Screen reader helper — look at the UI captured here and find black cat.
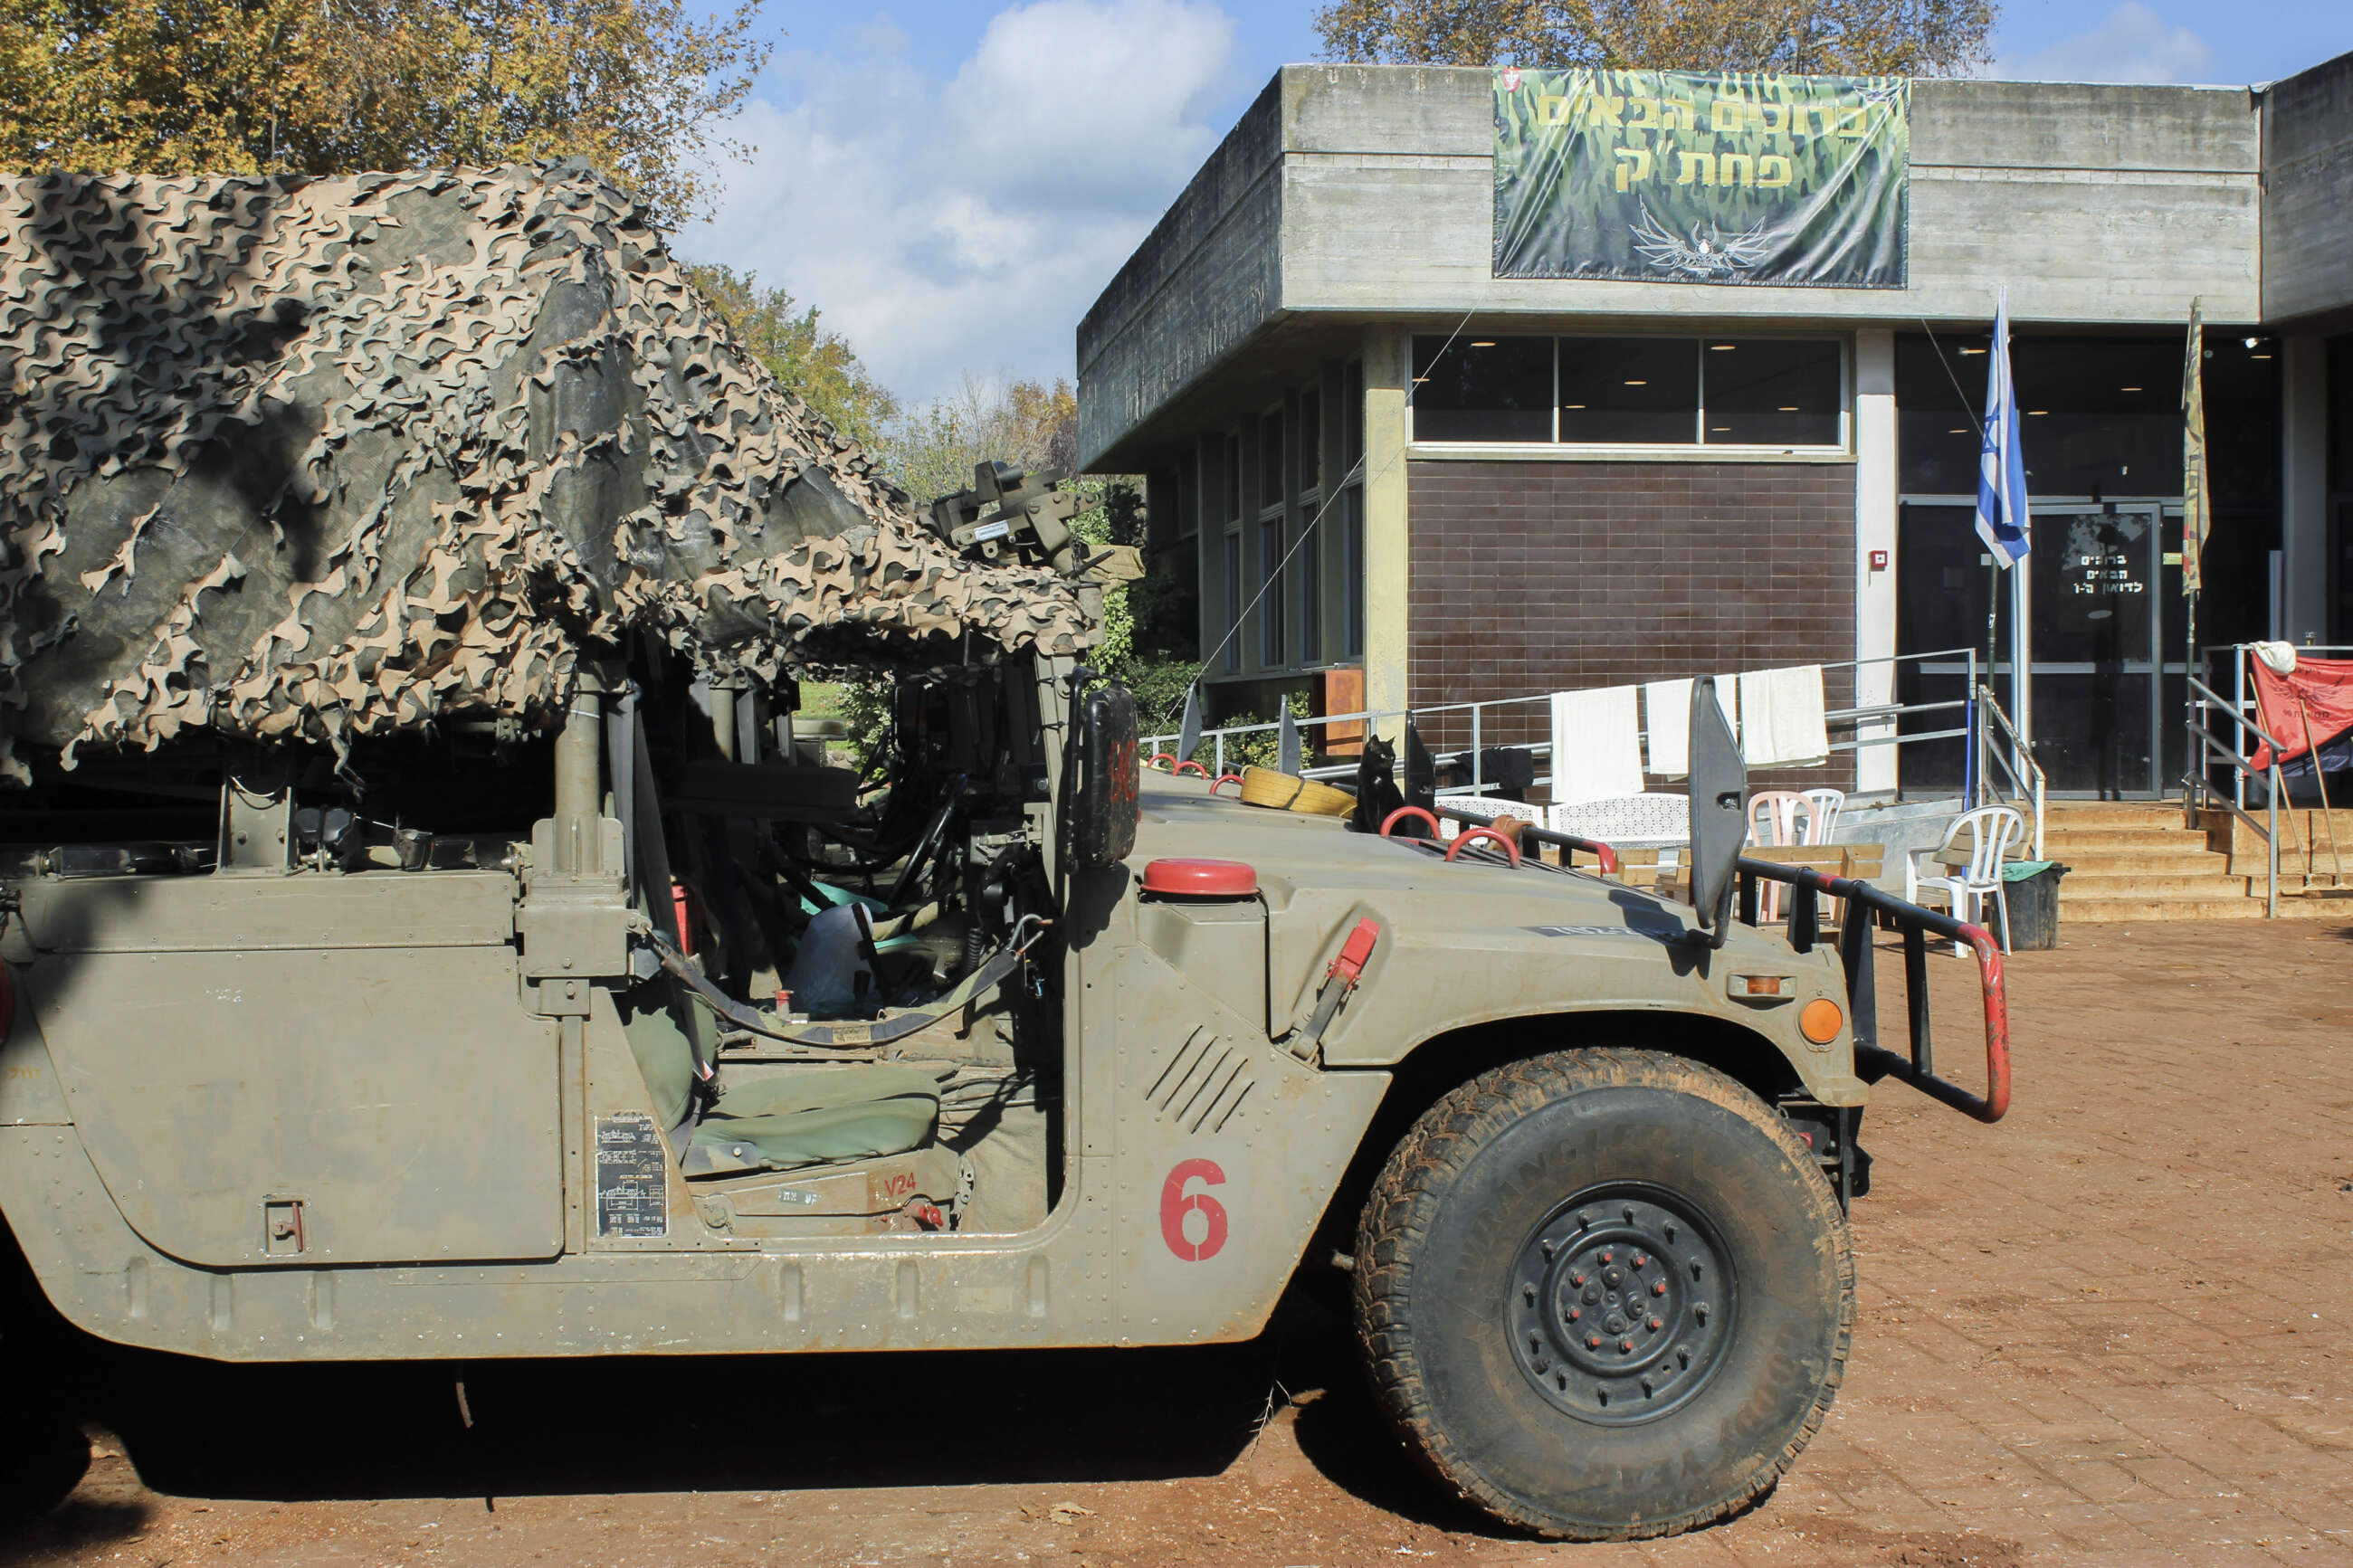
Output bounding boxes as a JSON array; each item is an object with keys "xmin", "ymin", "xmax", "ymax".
[{"xmin": 1351, "ymin": 734, "xmax": 1420, "ymax": 835}]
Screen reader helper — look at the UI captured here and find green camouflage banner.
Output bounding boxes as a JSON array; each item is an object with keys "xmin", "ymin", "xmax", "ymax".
[{"xmin": 1493, "ymin": 67, "xmax": 1910, "ymax": 288}]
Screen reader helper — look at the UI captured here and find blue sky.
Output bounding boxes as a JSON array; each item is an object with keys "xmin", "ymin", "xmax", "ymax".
[{"xmin": 674, "ymin": 1, "xmax": 2351, "ymax": 407}]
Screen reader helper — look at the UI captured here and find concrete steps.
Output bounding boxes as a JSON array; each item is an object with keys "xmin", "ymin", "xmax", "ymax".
[
  {"xmin": 2043, "ymin": 825, "xmax": 2205, "ymax": 849},
  {"xmin": 2054, "ymin": 870, "xmax": 2253, "ymax": 898},
  {"xmin": 2052, "ymin": 846, "xmax": 2230, "ymax": 873},
  {"xmin": 2042, "ymin": 802, "xmax": 2262, "ymax": 923},
  {"xmin": 2061, "ymin": 890, "xmax": 2353, "ymax": 922},
  {"xmin": 2059, "ymin": 895, "xmax": 2272, "ymax": 922}
]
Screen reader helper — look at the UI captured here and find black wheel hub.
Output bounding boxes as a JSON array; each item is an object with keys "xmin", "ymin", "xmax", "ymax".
[{"xmin": 1508, "ymin": 1185, "xmax": 1733, "ymax": 1425}]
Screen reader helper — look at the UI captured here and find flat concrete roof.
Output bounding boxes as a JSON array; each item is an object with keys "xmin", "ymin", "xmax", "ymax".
[{"xmin": 1080, "ymin": 54, "xmax": 2353, "ymax": 470}]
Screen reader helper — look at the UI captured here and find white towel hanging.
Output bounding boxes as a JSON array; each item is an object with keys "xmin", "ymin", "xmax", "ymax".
[
  {"xmin": 1643, "ymin": 679, "xmax": 1692, "ymax": 776},
  {"xmin": 1549, "ymin": 686, "xmax": 1645, "ymax": 804},
  {"xmin": 1739, "ymin": 666, "xmax": 1827, "ymax": 767}
]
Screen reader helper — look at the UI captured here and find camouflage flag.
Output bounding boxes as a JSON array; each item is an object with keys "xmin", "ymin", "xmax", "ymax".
[{"xmin": 2182, "ymin": 299, "xmax": 2210, "ymax": 596}]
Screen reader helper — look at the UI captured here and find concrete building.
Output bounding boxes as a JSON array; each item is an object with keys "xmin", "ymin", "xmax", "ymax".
[{"xmin": 1077, "ymin": 53, "xmax": 2353, "ymax": 799}]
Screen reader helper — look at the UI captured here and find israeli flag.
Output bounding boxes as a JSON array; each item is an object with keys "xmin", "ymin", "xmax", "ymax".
[{"xmin": 1975, "ymin": 291, "xmax": 2031, "ymax": 567}]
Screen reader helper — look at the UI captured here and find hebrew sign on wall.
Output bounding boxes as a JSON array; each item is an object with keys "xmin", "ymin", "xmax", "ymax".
[{"xmin": 1493, "ymin": 68, "xmax": 1910, "ymax": 289}]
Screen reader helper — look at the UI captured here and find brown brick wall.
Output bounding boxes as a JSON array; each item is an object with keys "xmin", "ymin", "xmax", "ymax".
[{"xmin": 1406, "ymin": 460, "xmax": 1856, "ymax": 792}]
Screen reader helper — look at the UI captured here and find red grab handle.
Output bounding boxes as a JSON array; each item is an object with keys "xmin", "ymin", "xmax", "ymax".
[
  {"xmin": 1209, "ymin": 774, "xmax": 1245, "ymax": 796},
  {"xmin": 1379, "ymin": 806, "xmax": 1441, "ymax": 839},
  {"xmin": 1444, "ymin": 826, "xmax": 1523, "ymax": 868},
  {"xmin": 1176, "ymin": 760, "xmax": 1210, "ymax": 778}
]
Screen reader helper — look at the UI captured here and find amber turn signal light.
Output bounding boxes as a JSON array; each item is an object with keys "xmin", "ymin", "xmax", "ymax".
[{"xmin": 1798, "ymin": 998, "xmax": 1844, "ymax": 1044}]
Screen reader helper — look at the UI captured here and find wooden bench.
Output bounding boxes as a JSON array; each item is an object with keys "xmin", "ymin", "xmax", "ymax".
[{"xmin": 1608, "ymin": 844, "xmax": 1887, "ymax": 926}]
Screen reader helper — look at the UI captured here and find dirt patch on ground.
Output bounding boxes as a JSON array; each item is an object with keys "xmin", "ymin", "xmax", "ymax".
[{"xmin": 7, "ymin": 920, "xmax": 2352, "ymax": 1566}]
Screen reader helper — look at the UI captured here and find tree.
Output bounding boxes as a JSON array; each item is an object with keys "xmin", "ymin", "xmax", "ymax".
[
  {"xmin": 1314, "ymin": 0, "xmax": 1994, "ymax": 77},
  {"xmin": 687, "ymin": 264, "xmax": 899, "ymax": 451},
  {"xmin": 879, "ymin": 374, "xmax": 1082, "ymax": 507},
  {"xmin": 0, "ymin": 0, "xmax": 769, "ymax": 223},
  {"xmin": 832, "ymin": 375, "xmax": 1175, "ymax": 767}
]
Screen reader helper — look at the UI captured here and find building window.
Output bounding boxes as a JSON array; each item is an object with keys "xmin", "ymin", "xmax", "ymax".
[
  {"xmin": 1221, "ymin": 529, "xmax": 1242, "ymax": 672},
  {"xmin": 1258, "ymin": 409, "xmax": 1284, "ymax": 510},
  {"xmin": 1410, "ymin": 334, "xmax": 1848, "ymax": 450},
  {"xmin": 1896, "ymin": 333, "xmax": 2196, "ymax": 497},
  {"xmin": 1298, "ymin": 388, "xmax": 1323, "ymax": 666},
  {"xmin": 1223, "ymin": 432, "xmax": 1242, "ymax": 524},
  {"xmin": 1299, "ymin": 389, "xmax": 1322, "ymax": 495},
  {"xmin": 1702, "ymin": 338, "xmax": 1843, "ymax": 446},
  {"xmin": 1255, "ymin": 406, "xmax": 1287, "ymax": 668},
  {"xmin": 1344, "ymin": 360, "xmax": 1364, "ymax": 474},
  {"xmin": 1559, "ymin": 337, "xmax": 1700, "ymax": 444},
  {"xmin": 1299, "ymin": 515, "xmax": 1321, "ymax": 666},
  {"xmin": 1412, "ymin": 335, "xmax": 1552, "ymax": 442},
  {"xmin": 1257, "ymin": 515, "xmax": 1285, "ymax": 665}
]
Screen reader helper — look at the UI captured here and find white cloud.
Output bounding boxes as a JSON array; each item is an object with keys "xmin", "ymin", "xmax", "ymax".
[
  {"xmin": 676, "ymin": 0, "xmax": 1238, "ymax": 408},
  {"xmin": 1994, "ymin": 2, "xmax": 2216, "ymax": 84}
]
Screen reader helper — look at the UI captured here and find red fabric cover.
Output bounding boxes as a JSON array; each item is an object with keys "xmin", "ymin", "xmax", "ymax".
[{"xmin": 2249, "ymin": 657, "xmax": 2353, "ymax": 768}]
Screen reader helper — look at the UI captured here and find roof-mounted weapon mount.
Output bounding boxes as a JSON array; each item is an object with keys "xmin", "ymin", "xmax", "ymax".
[{"xmin": 929, "ymin": 461, "xmax": 1091, "ymax": 576}]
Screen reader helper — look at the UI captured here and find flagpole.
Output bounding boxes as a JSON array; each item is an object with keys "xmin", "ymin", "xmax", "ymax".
[
  {"xmin": 2181, "ymin": 298, "xmax": 2208, "ymax": 811},
  {"xmin": 1973, "ymin": 288, "xmax": 2034, "ymax": 772},
  {"xmin": 2014, "ymin": 550, "xmax": 2033, "ymax": 746}
]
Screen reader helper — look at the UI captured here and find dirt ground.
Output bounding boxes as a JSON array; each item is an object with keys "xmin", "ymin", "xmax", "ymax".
[{"xmin": 8, "ymin": 919, "xmax": 2352, "ymax": 1568}]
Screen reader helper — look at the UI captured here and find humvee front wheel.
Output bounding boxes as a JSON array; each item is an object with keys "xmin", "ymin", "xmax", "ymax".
[{"xmin": 1354, "ymin": 1048, "xmax": 1853, "ymax": 1541}]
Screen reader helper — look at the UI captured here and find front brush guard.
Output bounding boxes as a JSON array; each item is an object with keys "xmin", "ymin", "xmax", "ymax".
[{"xmin": 1736, "ymin": 857, "xmax": 2011, "ymax": 1126}]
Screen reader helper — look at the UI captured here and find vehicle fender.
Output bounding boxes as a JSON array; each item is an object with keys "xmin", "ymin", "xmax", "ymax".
[
  {"xmin": 0, "ymin": 960, "xmax": 72, "ymax": 1126},
  {"xmin": 1297, "ymin": 908, "xmax": 1865, "ymax": 1107}
]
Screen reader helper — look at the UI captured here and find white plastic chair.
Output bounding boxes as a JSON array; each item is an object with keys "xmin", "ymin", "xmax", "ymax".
[
  {"xmin": 1904, "ymin": 806, "xmax": 2023, "ymax": 954},
  {"xmin": 1797, "ymin": 788, "xmax": 1845, "ymax": 846},
  {"xmin": 1747, "ymin": 791, "xmax": 1805, "ymax": 919},
  {"xmin": 1747, "ymin": 790, "xmax": 1804, "ymax": 848}
]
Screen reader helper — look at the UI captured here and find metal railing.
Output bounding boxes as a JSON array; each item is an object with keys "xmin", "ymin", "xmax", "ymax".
[
  {"xmin": 2179, "ymin": 641, "xmax": 2353, "ymax": 917},
  {"xmin": 1146, "ymin": 646, "xmax": 1990, "ymax": 810},
  {"xmin": 1974, "ymin": 683, "xmax": 2047, "ymax": 860}
]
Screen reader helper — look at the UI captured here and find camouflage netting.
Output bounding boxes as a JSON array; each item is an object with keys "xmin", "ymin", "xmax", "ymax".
[{"xmin": 0, "ymin": 163, "xmax": 1094, "ymax": 784}]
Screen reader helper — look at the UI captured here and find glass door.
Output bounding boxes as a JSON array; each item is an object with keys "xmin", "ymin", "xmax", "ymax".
[
  {"xmin": 2027, "ymin": 505, "xmax": 2164, "ymax": 797},
  {"xmin": 1897, "ymin": 500, "xmax": 2179, "ymax": 798}
]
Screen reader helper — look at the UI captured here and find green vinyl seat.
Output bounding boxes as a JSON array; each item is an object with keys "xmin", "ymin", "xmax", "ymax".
[
  {"xmin": 688, "ymin": 1064, "xmax": 941, "ymax": 1174},
  {"xmin": 619, "ymin": 984, "xmax": 939, "ymax": 1177}
]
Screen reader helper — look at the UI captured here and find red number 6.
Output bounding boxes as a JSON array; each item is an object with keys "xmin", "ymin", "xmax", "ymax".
[{"xmin": 1159, "ymin": 1158, "xmax": 1228, "ymax": 1262}]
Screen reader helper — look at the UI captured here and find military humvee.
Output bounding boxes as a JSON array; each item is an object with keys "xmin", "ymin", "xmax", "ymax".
[
  {"xmin": 0, "ymin": 162, "xmax": 2006, "ymax": 1540},
  {"xmin": 0, "ymin": 633, "xmax": 2009, "ymax": 1539}
]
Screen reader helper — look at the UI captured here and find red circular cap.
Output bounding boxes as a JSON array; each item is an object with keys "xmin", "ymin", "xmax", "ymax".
[{"xmin": 1140, "ymin": 858, "xmax": 1260, "ymax": 898}]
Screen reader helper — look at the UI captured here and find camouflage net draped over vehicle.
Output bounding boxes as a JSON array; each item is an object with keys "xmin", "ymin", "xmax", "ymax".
[{"xmin": 0, "ymin": 164, "xmax": 1093, "ymax": 783}]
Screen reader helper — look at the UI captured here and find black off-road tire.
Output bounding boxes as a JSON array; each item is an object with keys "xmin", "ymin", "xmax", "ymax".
[
  {"xmin": 0, "ymin": 1410, "xmax": 88, "ymax": 1522},
  {"xmin": 1353, "ymin": 1048, "xmax": 1853, "ymax": 1541}
]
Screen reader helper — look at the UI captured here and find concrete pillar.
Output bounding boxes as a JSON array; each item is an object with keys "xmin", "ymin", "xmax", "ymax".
[
  {"xmin": 2282, "ymin": 335, "xmax": 2330, "ymax": 642},
  {"xmin": 1853, "ymin": 329, "xmax": 1899, "ymax": 794},
  {"xmin": 1361, "ymin": 326, "xmax": 1412, "ymax": 736}
]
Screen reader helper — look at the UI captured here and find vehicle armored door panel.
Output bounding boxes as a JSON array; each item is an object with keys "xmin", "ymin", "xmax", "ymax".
[{"xmin": 26, "ymin": 921, "xmax": 561, "ymax": 1269}]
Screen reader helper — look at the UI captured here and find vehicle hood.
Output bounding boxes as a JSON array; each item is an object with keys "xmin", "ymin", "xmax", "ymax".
[{"xmin": 1127, "ymin": 774, "xmax": 1860, "ymax": 1101}]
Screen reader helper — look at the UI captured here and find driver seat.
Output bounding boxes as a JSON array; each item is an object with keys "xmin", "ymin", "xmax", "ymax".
[{"xmin": 618, "ymin": 986, "xmax": 940, "ymax": 1177}]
